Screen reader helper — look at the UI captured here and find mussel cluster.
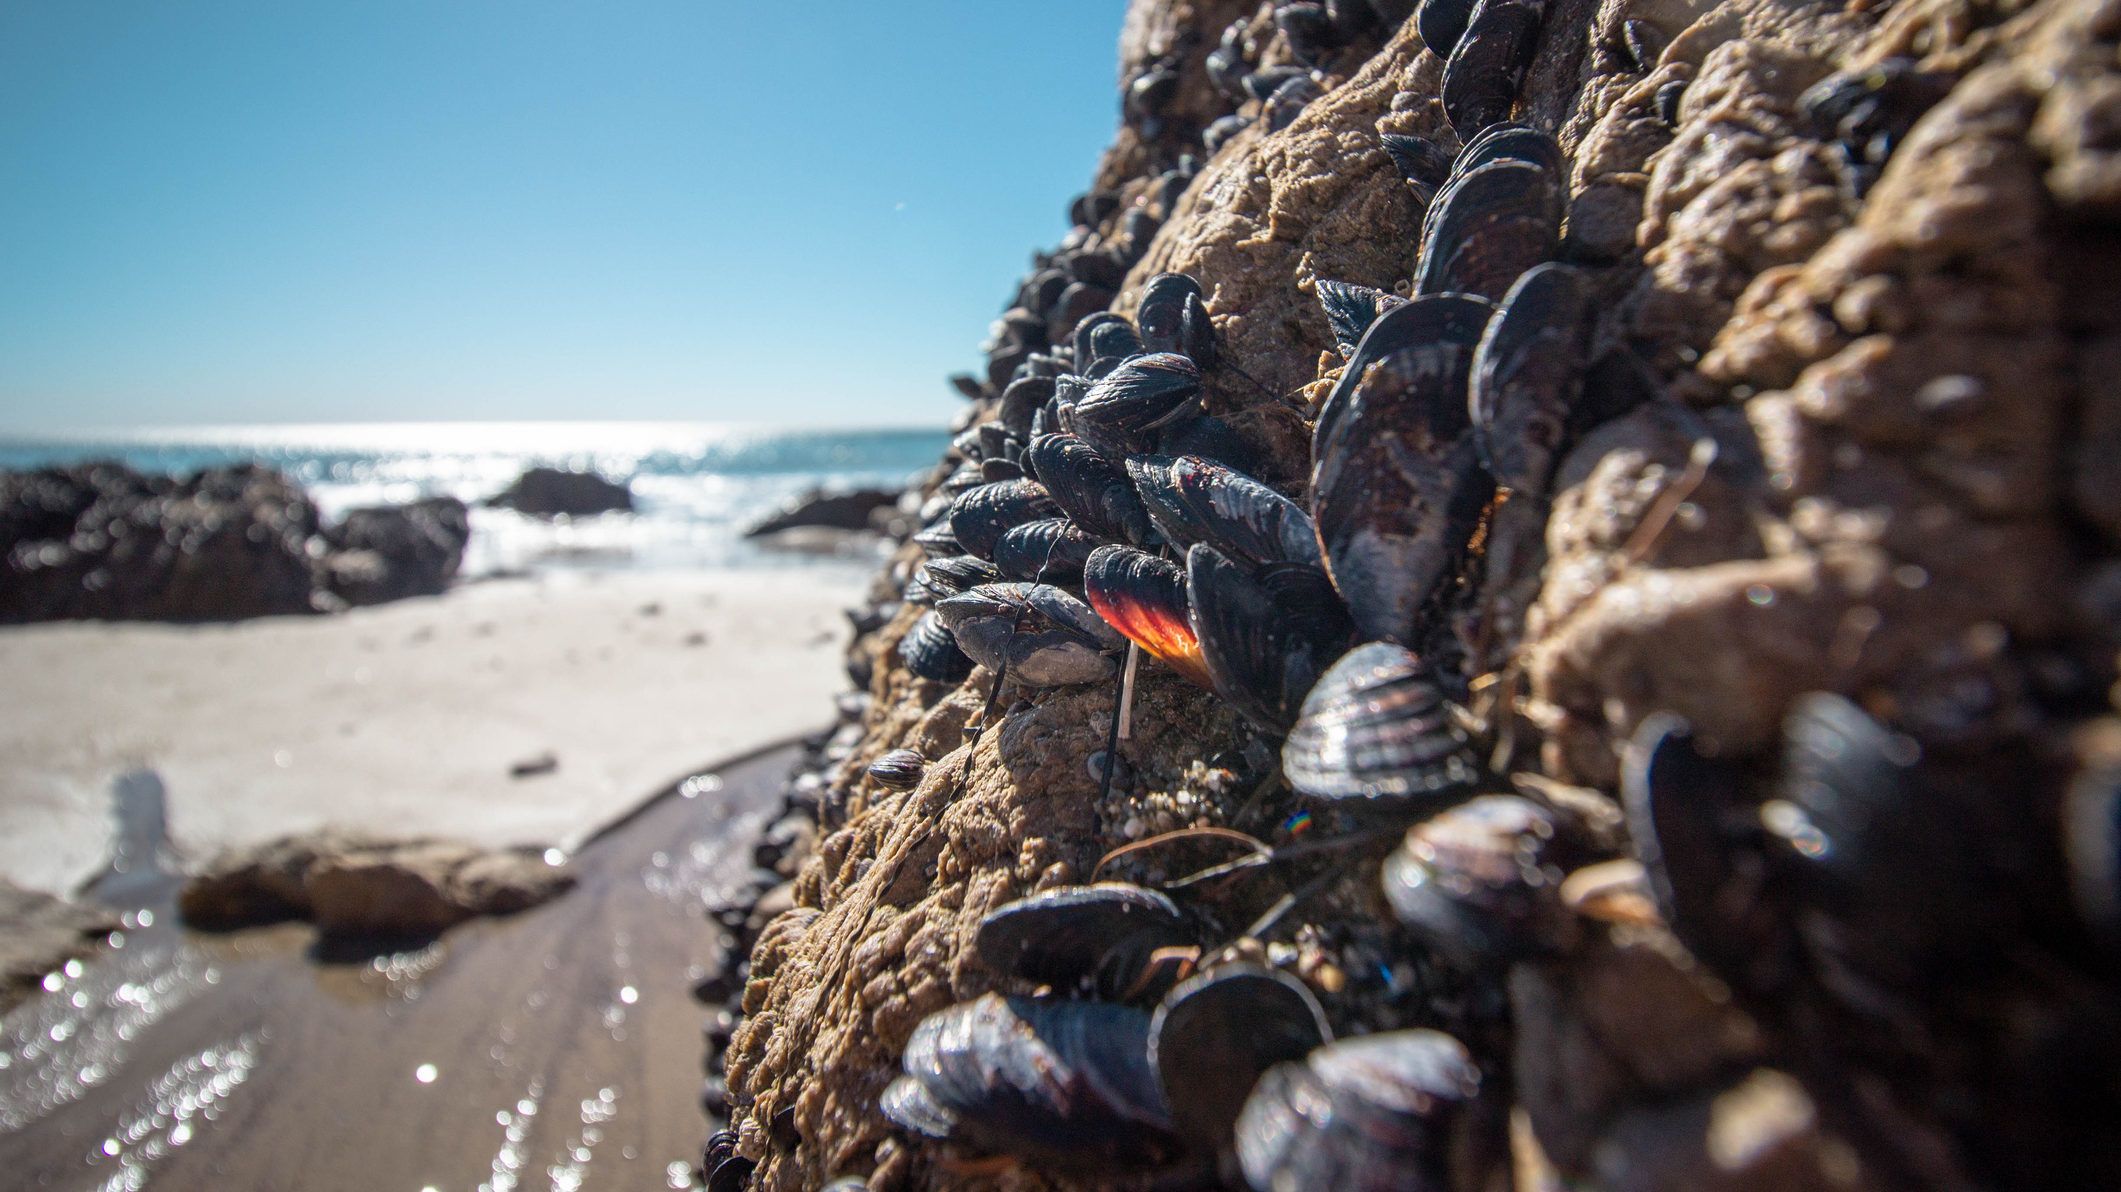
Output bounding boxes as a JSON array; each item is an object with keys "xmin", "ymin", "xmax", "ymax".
[{"xmin": 729, "ymin": 1, "xmax": 2121, "ymax": 1188}]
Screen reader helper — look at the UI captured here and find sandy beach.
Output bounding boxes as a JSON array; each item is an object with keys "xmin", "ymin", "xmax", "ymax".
[{"xmin": 0, "ymin": 566, "xmax": 870, "ymax": 897}]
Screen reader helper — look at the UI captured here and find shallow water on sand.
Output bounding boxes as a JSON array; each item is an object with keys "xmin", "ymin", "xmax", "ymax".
[{"xmin": 0, "ymin": 745, "xmax": 794, "ymax": 1192}]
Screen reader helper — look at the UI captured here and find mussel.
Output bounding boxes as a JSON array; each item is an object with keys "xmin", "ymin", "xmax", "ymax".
[
  {"xmin": 1235, "ymin": 1030, "xmax": 1485, "ymax": 1192},
  {"xmin": 1149, "ymin": 965, "xmax": 1331, "ymax": 1154},
  {"xmin": 975, "ymin": 882, "xmax": 1198, "ymax": 1000},
  {"xmin": 935, "ymin": 582, "xmax": 1126, "ymax": 687},
  {"xmin": 1085, "ymin": 545, "xmax": 1212, "ymax": 688},
  {"xmin": 1283, "ymin": 642, "xmax": 1482, "ymax": 812},
  {"xmin": 1383, "ymin": 794, "xmax": 1584, "ymax": 963}
]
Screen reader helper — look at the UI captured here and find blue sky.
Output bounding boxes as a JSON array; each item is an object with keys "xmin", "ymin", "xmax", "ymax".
[{"xmin": 0, "ymin": 0, "xmax": 1130, "ymax": 431}]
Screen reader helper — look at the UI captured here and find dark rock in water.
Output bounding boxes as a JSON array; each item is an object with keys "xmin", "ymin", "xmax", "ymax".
[
  {"xmin": 323, "ymin": 496, "xmax": 471, "ymax": 606},
  {"xmin": 746, "ymin": 487, "xmax": 900, "ymax": 537},
  {"xmin": 0, "ymin": 878, "xmax": 121, "ymax": 1014},
  {"xmin": 0, "ymin": 461, "xmax": 472, "ymax": 621},
  {"xmin": 179, "ymin": 832, "xmax": 575, "ymax": 939},
  {"xmin": 485, "ymin": 465, "xmax": 634, "ymax": 517},
  {"xmin": 0, "ymin": 461, "xmax": 325, "ymax": 622}
]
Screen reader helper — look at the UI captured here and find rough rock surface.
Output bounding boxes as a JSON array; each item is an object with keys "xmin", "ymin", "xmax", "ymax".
[
  {"xmin": 485, "ymin": 465, "xmax": 634, "ymax": 516},
  {"xmin": 0, "ymin": 462, "xmax": 471, "ymax": 621},
  {"xmin": 723, "ymin": 0, "xmax": 2121, "ymax": 1188},
  {"xmin": 179, "ymin": 831, "xmax": 575, "ymax": 939},
  {"xmin": 0, "ymin": 879, "xmax": 120, "ymax": 1014}
]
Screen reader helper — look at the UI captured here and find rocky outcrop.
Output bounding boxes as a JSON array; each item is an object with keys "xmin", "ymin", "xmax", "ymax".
[
  {"xmin": 720, "ymin": 0, "xmax": 2121, "ymax": 1189},
  {"xmin": 321, "ymin": 496, "xmax": 471, "ymax": 606},
  {"xmin": 179, "ymin": 832, "xmax": 575, "ymax": 939},
  {"xmin": 0, "ymin": 879, "xmax": 121, "ymax": 1014},
  {"xmin": 0, "ymin": 462, "xmax": 471, "ymax": 622},
  {"xmin": 485, "ymin": 466, "xmax": 633, "ymax": 516}
]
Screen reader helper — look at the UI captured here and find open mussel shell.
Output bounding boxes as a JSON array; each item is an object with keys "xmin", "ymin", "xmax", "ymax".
[
  {"xmin": 885, "ymin": 994, "xmax": 1177, "ymax": 1173},
  {"xmin": 1314, "ymin": 280, "xmax": 1406, "ymax": 360},
  {"xmin": 1383, "ymin": 794, "xmax": 1581, "ymax": 964},
  {"xmin": 1235, "ymin": 1030, "xmax": 1483, "ymax": 1192},
  {"xmin": 1312, "ymin": 343, "xmax": 1492, "ymax": 645},
  {"xmin": 1024, "ymin": 432, "xmax": 1154, "ymax": 545},
  {"xmin": 1413, "ymin": 158, "xmax": 1562, "ymax": 300},
  {"xmin": 1071, "ymin": 353, "xmax": 1204, "ymax": 451},
  {"xmin": 1469, "ymin": 261, "xmax": 1595, "ymax": 494},
  {"xmin": 1149, "ymin": 965, "xmax": 1331, "ymax": 1154},
  {"xmin": 900, "ymin": 609, "xmax": 974, "ymax": 683},
  {"xmin": 1085, "ymin": 545, "xmax": 1211, "ymax": 688},
  {"xmin": 867, "ymin": 748, "xmax": 927, "ymax": 791},
  {"xmin": 949, "ymin": 478, "xmax": 1062, "ymax": 560},
  {"xmin": 1440, "ymin": 0, "xmax": 1547, "ymax": 140},
  {"xmin": 992, "ymin": 517, "xmax": 1102, "ymax": 584},
  {"xmin": 1283, "ymin": 642, "xmax": 1481, "ymax": 812},
  {"xmin": 975, "ymin": 882, "xmax": 1197, "ymax": 998},
  {"xmin": 1455, "ymin": 120, "xmax": 1563, "ymax": 176},
  {"xmin": 1189, "ymin": 544, "xmax": 1354, "ymax": 735},
  {"xmin": 1312, "ymin": 293, "xmax": 1495, "ymax": 463}
]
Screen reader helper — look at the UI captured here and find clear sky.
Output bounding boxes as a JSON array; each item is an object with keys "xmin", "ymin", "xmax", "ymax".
[{"xmin": 0, "ymin": 0, "xmax": 1131, "ymax": 432}]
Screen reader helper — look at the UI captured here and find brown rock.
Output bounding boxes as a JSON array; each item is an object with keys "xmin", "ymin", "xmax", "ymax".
[{"xmin": 0, "ymin": 879, "xmax": 121, "ymax": 1014}]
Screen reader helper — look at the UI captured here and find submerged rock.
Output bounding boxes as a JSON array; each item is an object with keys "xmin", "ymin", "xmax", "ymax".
[{"xmin": 180, "ymin": 831, "xmax": 575, "ymax": 939}]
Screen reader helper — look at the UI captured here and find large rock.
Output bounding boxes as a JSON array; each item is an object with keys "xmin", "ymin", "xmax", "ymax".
[
  {"xmin": 322, "ymin": 496, "xmax": 471, "ymax": 606},
  {"xmin": 0, "ymin": 879, "xmax": 120, "ymax": 1014},
  {"xmin": 0, "ymin": 462, "xmax": 324, "ymax": 622},
  {"xmin": 485, "ymin": 466, "xmax": 633, "ymax": 516},
  {"xmin": 0, "ymin": 462, "xmax": 473, "ymax": 621},
  {"xmin": 180, "ymin": 830, "xmax": 575, "ymax": 939},
  {"xmin": 722, "ymin": 0, "xmax": 2121, "ymax": 1189}
]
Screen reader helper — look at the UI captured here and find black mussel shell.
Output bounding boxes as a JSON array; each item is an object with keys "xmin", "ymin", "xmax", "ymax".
[
  {"xmin": 1143, "ymin": 455, "xmax": 1322, "ymax": 571},
  {"xmin": 1138, "ymin": 273, "xmax": 1219, "ymax": 367},
  {"xmin": 900, "ymin": 609, "xmax": 974, "ymax": 683},
  {"xmin": 885, "ymin": 994, "xmax": 1176, "ymax": 1172},
  {"xmin": 1417, "ymin": 0, "xmax": 1477, "ymax": 57},
  {"xmin": 1266, "ymin": 74, "xmax": 1325, "ymax": 132},
  {"xmin": 1414, "ymin": 158, "xmax": 1562, "ymax": 300},
  {"xmin": 1149, "ymin": 965, "xmax": 1331, "ymax": 1154},
  {"xmin": 1283, "ymin": 642, "xmax": 1481, "ymax": 811},
  {"xmin": 907, "ymin": 555, "xmax": 1001, "ymax": 603},
  {"xmin": 2067, "ymin": 760, "xmax": 2121, "ymax": 958},
  {"xmin": 1621, "ymin": 712, "xmax": 1756, "ymax": 977},
  {"xmin": 1235, "ymin": 1030, "xmax": 1483, "ymax": 1192},
  {"xmin": 1243, "ymin": 65, "xmax": 1310, "ymax": 104},
  {"xmin": 949, "ymin": 373, "xmax": 986, "ymax": 401},
  {"xmin": 1312, "ymin": 344, "xmax": 1492, "ymax": 645},
  {"xmin": 1206, "ymin": 113, "xmax": 1252, "ymax": 154},
  {"xmin": 1070, "ymin": 189, "xmax": 1122, "ymax": 229},
  {"xmin": 936, "ymin": 582, "xmax": 1124, "ymax": 687},
  {"xmin": 1314, "ymin": 279, "xmax": 1407, "ymax": 360},
  {"xmin": 979, "ymin": 457, "xmax": 1023, "ymax": 483},
  {"xmin": 868, "ymin": 748, "xmax": 927, "ymax": 791},
  {"xmin": 975, "ymin": 882, "xmax": 1197, "ymax": 998},
  {"xmin": 1189, "ymin": 544, "xmax": 1354, "ymax": 735},
  {"xmin": 1312, "ymin": 292, "xmax": 1495, "ymax": 462},
  {"xmin": 1455, "ymin": 120, "xmax": 1563, "ymax": 176},
  {"xmin": 704, "ymin": 1128, "xmax": 753, "ymax": 1192},
  {"xmin": 1383, "ymin": 794, "xmax": 1583, "ymax": 963},
  {"xmin": 1371, "ymin": 0, "xmax": 1419, "ymax": 21},
  {"xmin": 949, "ymin": 478, "xmax": 1061, "ymax": 560},
  {"xmin": 939, "ymin": 460, "xmax": 986, "ymax": 495},
  {"xmin": 1072, "ymin": 353, "xmax": 1204, "ymax": 451},
  {"xmin": 1049, "ymin": 282, "xmax": 1114, "ymax": 345},
  {"xmin": 1621, "ymin": 17, "xmax": 1667, "ymax": 73},
  {"xmin": 976, "ymin": 421, "xmax": 1017, "ymax": 464},
  {"xmin": 1158, "ymin": 414, "xmax": 1262, "ymax": 475},
  {"xmin": 1470, "ymin": 261, "xmax": 1595, "ymax": 495},
  {"xmin": 1326, "ymin": 0, "xmax": 1381, "ymax": 38},
  {"xmin": 1085, "ymin": 544, "xmax": 1210, "ymax": 688},
  {"xmin": 999, "ymin": 375, "xmax": 1056, "ymax": 439},
  {"xmin": 1380, "ymin": 132, "xmax": 1454, "ymax": 203},
  {"xmin": 1024, "ymin": 432, "xmax": 1154, "ymax": 545},
  {"xmin": 1440, "ymin": 0, "xmax": 1547, "ymax": 140},
  {"xmin": 1656, "ymin": 79, "xmax": 1687, "ymax": 125},
  {"xmin": 993, "ymin": 517, "xmax": 1102, "ymax": 584},
  {"xmin": 1127, "ymin": 67, "xmax": 1180, "ymax": 124},
  {"xmin": 912, "ymin": 518, "xmax": 966, "ymax": 558},
  {"xmin": 1077, "ymin": 312, "xmax": 1146, "ymax": 371}
]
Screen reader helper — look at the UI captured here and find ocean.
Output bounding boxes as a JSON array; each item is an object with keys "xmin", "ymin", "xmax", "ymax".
[{"xmin": 0, "ymin": 422, "xmax": 950, "ymax": 575}]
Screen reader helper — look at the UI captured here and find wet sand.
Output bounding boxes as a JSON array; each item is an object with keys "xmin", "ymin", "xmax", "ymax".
[
  {"xmin": 0, "ymin": 742, "xmax": 795, "ymax": 1192},
  {"xmin": 0, "ymin": 568, "xmax": 866, "ymax": 895}
]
